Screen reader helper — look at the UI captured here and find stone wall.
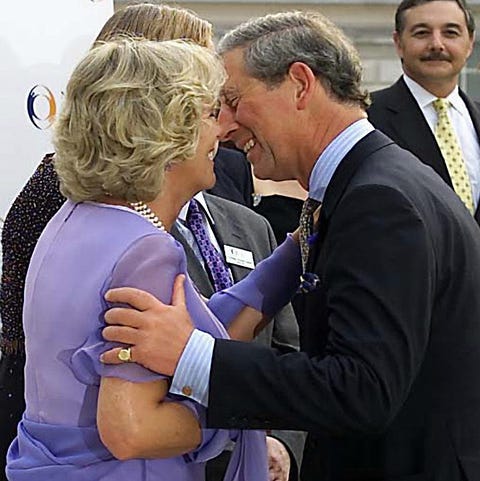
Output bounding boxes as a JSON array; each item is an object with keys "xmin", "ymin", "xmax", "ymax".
[{"xmin": 114, "ymin": 0, "xmax": 480, "ymax": 95}]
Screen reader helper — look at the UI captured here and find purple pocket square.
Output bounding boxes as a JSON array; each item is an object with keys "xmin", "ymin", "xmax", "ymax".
[
  {"xmin": 297, "ymin": 272, "xmax": 321, "ymax": 294},
  {"xmin": 307, "ymin": 232, "xmax": 319, "ymax": 246}
]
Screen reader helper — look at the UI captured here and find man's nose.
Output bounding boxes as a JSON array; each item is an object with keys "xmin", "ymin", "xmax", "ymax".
[
  {"xmin": 429, "ymin": 31, "xmax": 445, "ymax": 50},
  {"xmin": 218, "ymin": 105, "xmax": 239, "ymax": 142}
]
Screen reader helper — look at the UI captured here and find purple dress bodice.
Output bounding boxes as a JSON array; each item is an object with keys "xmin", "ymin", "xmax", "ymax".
[{"xmin": 6, "ymin": 201, "xmax": 267, "ymax": 481}]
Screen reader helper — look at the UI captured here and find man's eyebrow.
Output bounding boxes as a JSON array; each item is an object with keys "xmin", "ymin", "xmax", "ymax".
[
  {"xmin": 409, "ymin": 22, "xmax": 430, "ymax": 30},
  {"xmin": 409, "ymin": 21, "xmax": 463, "ymax": 30},
  {"xmin": 443, "ymin": 22, "xmax": 463, "ymax": 30}
]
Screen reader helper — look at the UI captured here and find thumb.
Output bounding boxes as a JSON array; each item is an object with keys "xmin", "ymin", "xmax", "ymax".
[{"xmin": 171, "ymin": 274, "xmax": 187, "ymax": 306}]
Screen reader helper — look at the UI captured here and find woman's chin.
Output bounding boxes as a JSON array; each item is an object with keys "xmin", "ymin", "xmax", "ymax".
[{"xmin": 205, "ymin": 174, "xmax": 217, "ymax": 190}]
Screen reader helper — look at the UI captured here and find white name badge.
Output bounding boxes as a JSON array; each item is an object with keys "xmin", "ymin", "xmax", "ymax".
[{"xmin": 224, "ymin": 245, "xmax": 255, "ymax": 269}]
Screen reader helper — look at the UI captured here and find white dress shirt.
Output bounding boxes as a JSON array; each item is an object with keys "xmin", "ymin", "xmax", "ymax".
[{"xmin": 403, "ymin": 74, "xmax": 480, "ymax": 208}]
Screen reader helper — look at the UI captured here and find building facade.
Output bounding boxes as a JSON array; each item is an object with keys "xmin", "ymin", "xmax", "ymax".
[{"xmin": 115, "ymin": 0, "xmax": 480, "ymax": 95}]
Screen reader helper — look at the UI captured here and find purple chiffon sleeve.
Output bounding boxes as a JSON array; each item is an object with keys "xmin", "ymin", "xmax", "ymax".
[
  {"xmin": 70, "ymin": 233, "xmax": 186, "ymax": 384},
  {"xmin": 207, "ymin": 234, "xmax": 302, "ymax": 326},
  {"xmin": 71, "ymin": 232, "xmax": 235, "ymax": 462},
  {"xmin": 70, "ymin": 329, "xmax": 164, "ymax": 384}
]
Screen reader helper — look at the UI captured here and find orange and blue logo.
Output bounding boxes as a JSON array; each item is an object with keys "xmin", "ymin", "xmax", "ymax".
[{"xmin": 26, "ymin": 85, "xmax": 57, "ymax": 130}]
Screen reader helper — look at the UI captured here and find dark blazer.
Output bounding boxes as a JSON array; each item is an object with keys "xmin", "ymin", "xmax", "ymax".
[
  {"xmin": 208, "ymin": 147, "xmax": 254, "ymax": 208},
  {"xmin": 171, "ymin": 193, "xmax": 305, "ymax": 476},
  {"xmin": 206, "ymin": 131, "xmax": 480, "ymax": 481},
  {"xmin": 367, "ymin": 76, "xmax": 480, "ymax": 224}
]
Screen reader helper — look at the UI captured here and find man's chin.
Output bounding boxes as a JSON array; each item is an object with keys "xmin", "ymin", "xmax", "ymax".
[
  {"xmin": 251, "ymin": 164, "xmax": 272, "ymax": 180},
  {"xmin": 412, "ymin": 64, "xmax": 456, "ymax": 83}
]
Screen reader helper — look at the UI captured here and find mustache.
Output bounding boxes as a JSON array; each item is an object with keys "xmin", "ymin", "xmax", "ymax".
[{"xmin": 421, "ymin": 53, "xmax": 451, "ymax": 61}]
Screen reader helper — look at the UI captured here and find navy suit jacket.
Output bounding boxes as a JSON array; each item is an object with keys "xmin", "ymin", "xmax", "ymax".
[
  {"xmin": 208, "ymin": 147, "xmax": 253, "ymax": 207},
  {"xmin": 206, "ymin": 131, "xmax": 480, "ymax": 481},
  {"xmin": 368, "ymin": 76, "xmax": 480, "ymax": 224}
]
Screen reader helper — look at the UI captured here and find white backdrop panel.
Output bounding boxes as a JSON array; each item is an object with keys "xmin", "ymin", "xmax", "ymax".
[{"xmin": 0, "ymin": 0, "xmax": 114, "ymax": 220}]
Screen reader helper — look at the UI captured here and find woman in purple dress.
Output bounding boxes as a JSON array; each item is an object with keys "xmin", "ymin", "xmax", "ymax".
[
  {"xmin": 0, "ymin": 6, "xmax": 257, "ymax": 479},
  {"xmin": 5, "ymin": 38, "xmax": 274, "ymax": 481}
]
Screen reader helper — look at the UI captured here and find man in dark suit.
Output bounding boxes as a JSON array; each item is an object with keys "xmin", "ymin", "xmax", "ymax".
[
  {"xmin": 171, "ymin": 189, "xmax": 304, "ymax": 481},
  {"xmin": 101, "ymin": 10, "xmax": 480, "ymax": 481},
  {"xmin": 208, "ymin": 147, "xmax": 253, "ymax": 207},
  {"xmin": 368, "ymin": 0, "xmax": 480, "ymax": 224}
]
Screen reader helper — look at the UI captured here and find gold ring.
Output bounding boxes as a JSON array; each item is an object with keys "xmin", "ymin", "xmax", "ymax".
[{"xmin": 118, "ymin": 347, "xmax": 132, "ymax": 362}]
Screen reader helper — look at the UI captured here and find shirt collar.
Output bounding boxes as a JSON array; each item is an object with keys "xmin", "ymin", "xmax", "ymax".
[
  {"xmin": 403, "ymin": 74, "xmax": 463, "ymax": 114},
  {"xmin": 178, "ymin": 192, "xmax": 216, "ymax": 225},
  {"xmin": 308, "ymin": 118, "xmax": 374, "ymax": 202}
]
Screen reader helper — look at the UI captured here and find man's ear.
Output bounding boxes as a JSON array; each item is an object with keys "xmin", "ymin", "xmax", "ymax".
[
  {"xmin": 288, "ymin": 62, "xmax": 316, "ymax": 110},
  {"xmin": 393, "ymin": 30, "xmax": 403, "ymax": 59},
  {"xmin": 467, "ymin": 31, "xmax": 475, "ymax": 58}
]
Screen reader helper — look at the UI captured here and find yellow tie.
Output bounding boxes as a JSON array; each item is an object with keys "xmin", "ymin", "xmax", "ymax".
[{"xmin": 432, "ymin": 98, "xmax": 475, "ymax": 214}]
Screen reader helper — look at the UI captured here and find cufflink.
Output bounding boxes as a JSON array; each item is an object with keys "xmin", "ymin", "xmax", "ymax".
[{"xmin": 181, "ymin": 385, "xmax": 193, "ymax": 396}]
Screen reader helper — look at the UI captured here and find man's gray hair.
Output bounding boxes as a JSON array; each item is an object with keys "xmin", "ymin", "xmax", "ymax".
[{"xmin": 218, "ymin": 11, "xmax": 370, "ymax": 109}]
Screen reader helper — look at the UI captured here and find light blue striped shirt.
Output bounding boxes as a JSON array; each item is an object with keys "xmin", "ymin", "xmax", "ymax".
[
  {"xmin": 308, "ymin": 118, "xmax": 374, "ymax": 202},
  {"xmin": 170, "ymin": 118, "xmax": 375, "ymax": 406}
]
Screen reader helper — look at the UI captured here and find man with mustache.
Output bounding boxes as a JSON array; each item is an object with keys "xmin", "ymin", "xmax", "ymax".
[{"xmin": 368, "ymin": 0, "xmax": 480, "ymax": 224}]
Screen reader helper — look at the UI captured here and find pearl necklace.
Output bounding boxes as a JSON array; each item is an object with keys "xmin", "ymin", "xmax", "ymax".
[{"xmin": 130, "ymin": 201, "xmax": 166, "ymax": 232}]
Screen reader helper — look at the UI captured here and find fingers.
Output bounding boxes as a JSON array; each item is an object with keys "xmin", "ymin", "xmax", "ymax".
[
  {"xmin": 103, "ymin": 325, "xmax": 139, "ymax": 345},
  {"xmin": 104, "ymin": 306, "xmax": 148, "ymax": 327},
  {"xmin": 171, "ymin": 274, "xmax": 186, "ymax": 306},
  {"xmin": 100, "ymin": 346, "xmax": 136, "ymax": 365},
  {"xmin": 105, "ymin": 287, "xmax": 159, "ymax": 311}
]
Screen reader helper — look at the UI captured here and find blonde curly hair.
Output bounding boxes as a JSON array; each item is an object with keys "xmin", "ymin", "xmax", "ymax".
[{"xmin": 53, "ymin": 37, "xmax": 225, "ymax": 202}]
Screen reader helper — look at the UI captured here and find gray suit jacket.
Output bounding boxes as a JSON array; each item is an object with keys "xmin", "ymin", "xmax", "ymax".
[{"xmin": 172, "ymin": 193, "xmax": 305, "ymax": 474}]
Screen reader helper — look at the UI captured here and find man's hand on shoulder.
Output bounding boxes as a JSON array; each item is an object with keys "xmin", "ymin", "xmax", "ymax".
[{"xmin": 100, "ymin": 274, "xmax": 193, "ymax": 375}]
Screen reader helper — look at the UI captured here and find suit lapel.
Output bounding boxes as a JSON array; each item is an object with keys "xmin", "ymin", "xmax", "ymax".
[
  {"xmin": 461, "ymin": 91, "xmax": 480, "ymax": 218},
  {"xmin": 306, "ymin": 131, "xmax": 395, "ymax": 271},
  {"xmin": 380, "ymin": 78, "xmax": 452, "ymax": 185},
  {"xmin": 170, "ymin": 223, "xmax": 215, "ymax": 298},
  {"xmin": 460, "ymin": 90, "xmax": 480, "ymax": 137}
]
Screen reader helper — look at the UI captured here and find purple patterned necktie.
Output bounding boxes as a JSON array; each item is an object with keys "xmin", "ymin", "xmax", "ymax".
[{"xmin": 186, "ymin": 199, "xmax": 233, "ymax": 292}]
